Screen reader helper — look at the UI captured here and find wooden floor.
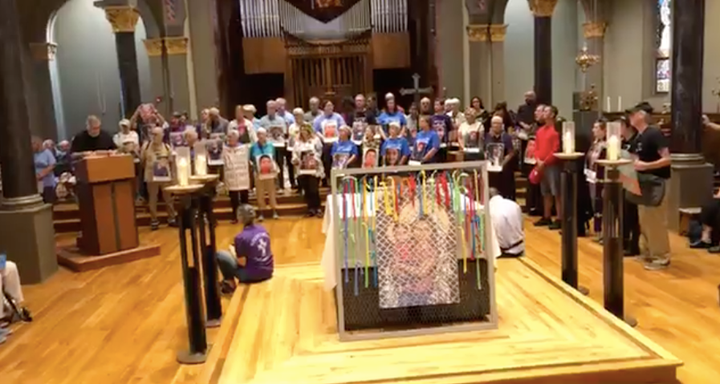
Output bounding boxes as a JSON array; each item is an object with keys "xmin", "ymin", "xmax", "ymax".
[
  {"xmin": 1, "ymin": 215, "xmax": 719, "ymax": 383},
  {"xmin": 207, "ymin": 258, "xmax": 679, "ymax": 384}
]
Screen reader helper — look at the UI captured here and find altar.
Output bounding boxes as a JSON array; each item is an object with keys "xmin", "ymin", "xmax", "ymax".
[{"xmin": 198, "ymin": 162, "xmax": 681, "ymax": 384}]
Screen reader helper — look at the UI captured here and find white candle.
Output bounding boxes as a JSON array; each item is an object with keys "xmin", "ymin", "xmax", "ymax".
[
  {"xmin": 177, "ymin": 157, "xmax": 189, "ymax": 186},
  {"xmin": 606, "ymin": 136, "xmax": 619, "ymax": 161},
  {"xmin": 563, "ymin": 132, "xmax": 574, "ymax": 154},
  {"xmin": 195, "ymin": 154, "xmax": 207, "ymax": 175},
  {"xmin": 606, "ymin": 97, "xmax": 611, "ymax": 112},
  {"xmin": 617, "ymin": 96, "xmax": 622, "ymax": 112}
]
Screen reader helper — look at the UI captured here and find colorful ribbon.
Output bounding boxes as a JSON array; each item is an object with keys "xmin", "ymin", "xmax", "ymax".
[
  {"xmin": 362, "ymin": 222, "xmax": 370, "ymax": 288},
  {"xmin": 386, "ymin": 177, "xmax": 398, "ymax": 221}
]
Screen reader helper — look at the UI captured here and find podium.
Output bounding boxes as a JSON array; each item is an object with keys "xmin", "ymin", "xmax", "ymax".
[{"xmin": 57, "ymin": 154, "xmax": 160, "ymax": 271}]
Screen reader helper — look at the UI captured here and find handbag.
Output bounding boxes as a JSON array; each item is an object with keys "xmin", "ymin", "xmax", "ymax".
[
  {"xmin": 625, "ymin": 173, "xmax": 666, "ymax": 207},
  {"xmin": 529, "ymin": 166, "xmax": 543, "ymax": 185}
]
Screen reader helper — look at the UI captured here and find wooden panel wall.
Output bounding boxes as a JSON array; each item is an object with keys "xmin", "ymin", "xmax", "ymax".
[
  {"xmin": 243, "ymin": 37, "xmax": 287, "ymax": 74},
  {"xmin": 371, "ymin": 33, "xmax": 410, "ymax": 69}
]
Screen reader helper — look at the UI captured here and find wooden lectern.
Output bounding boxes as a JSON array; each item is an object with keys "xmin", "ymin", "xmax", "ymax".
[{"xmin": 58, "ymin": 154, "xmax": 160, "ymax": 271}]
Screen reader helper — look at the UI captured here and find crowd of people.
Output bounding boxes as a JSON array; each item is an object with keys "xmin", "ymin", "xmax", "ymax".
[{"xmin": 29, "ymin": 90, "xmax": 679, "ymax": 273}]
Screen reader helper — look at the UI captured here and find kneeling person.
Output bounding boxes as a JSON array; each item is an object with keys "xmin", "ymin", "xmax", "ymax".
[
  {"xmin": 489, "ymin": 188, "xmax": 524, "ymax": 257},
  {"xmin": 217, "ymin": 205, "xmax": 274, "ymax": 293}
]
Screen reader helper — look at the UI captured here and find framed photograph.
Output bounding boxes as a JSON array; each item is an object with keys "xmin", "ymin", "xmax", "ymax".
[
  {"xmin": 523, "ymin": 139, "xmax": 537, "ymax": 165},
  {"xmin": 332, "ymin": 153, "xmax": 350, "ymax": 169},
  {"xmin": 152, "ymin": 155, "xmax": 172, "ymax": 182},
  {"xmin": 383, "ymin": 145, "xmax": 402, "ymax": 166},
  {"xmin": 206, "ymin": 138, "xmax": 224, "ymax": 166},
  {"xmin": 486, "ymin": 142, "xmax": 504, "ymax": 173},
  {"xmin": 362, "ymin": 147, "xmax": 378, "ymax": 168},
  {"xmin": 170, "ymin": 131, "xmax": 186, "ymax": 148},
  {"xmin": 431, "ymin": 118, "xmax": 447, "ymax": 142},
  {"xmin": 268, "ymin": 126, "xmax": 285, "ymax": 147},
  {"xmin": 298, "ymin": 150, "xmax": 319, "ymax": 175},
  {"xmin": 255, "ymin": 154, "xmax": 277, "ymax": 180},
  {"xmin": 322, "ymin": 120, "xmax": 338, "ymax": 143},
  {"xmin": 463, "ymin": 130, "xmax": 483, "ymax": 153},
  {"xmin": 351, "ymin": 120, "xmax": 367, "ymax": 145},
  {"xmin": 223, "ymin": 144, "xmax": 250, "ymax": 190}
]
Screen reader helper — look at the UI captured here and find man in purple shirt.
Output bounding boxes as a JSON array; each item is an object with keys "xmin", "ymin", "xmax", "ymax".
[{"xmin": 217, "ymin": 205, "xmax": 274, "ymax": 293}]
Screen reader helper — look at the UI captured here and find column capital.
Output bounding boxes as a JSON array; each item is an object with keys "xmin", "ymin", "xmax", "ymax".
[
  {"xmin": 164, "ymin": 36, "xmax": 188, "ymax": 55},
  {"xmin": 466, "ymin": 25, "xmax": 489, "ymax": 42},
  {"xmin": 143, "ymin": 38, "xmax": 164, "ymax": 57},
  {"xmin": 528, "ymin": 0, "xmax": 558, "ymax": 17},
  {"xmin": 489, "ymin": 24, "xmax": 508, "ymax": 42},
  {"xmin": 29, "ymin": 42, "xmax": 58, "ymax": 61},
  {"xmin": 583, "ymin": 21, "xmax": 607, "ymax": 39},
  {"xmin": 103, "ymin": 6, "xmax": 139, "ymax": 33}
]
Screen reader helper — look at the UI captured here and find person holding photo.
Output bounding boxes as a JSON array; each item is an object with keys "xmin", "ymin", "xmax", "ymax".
[
  {"xmin": 330, "ymin": 126, "xmax": 359, "ymax": 170},
  {"xmin": 292, "ymin": 124, "xmax": 324, "ymax": 217},
  {"xmin": 313, "ymin": 100, "xmax": 346, "ymax": 187},
  {"xmin": 485, "ymin": 115, "xmax": 517, "ymax": 200},
  {"xmin": 458, "ymin": 107, "xmax": 484, "ymax": 161},
  {"xmin": 380, "ymin": 122, "xmax": 410, "ymax": 166},
  {"xmin": 250, "ymin": 128, "xmax": 279, "ymax": 221},
  {"xmin": 32, "ymin": 136, "xmax": 56, "ymax": 204},
  {"xmin": 260, "ymin": 100, "xmax": 289, "ymax": 193},
  {"xmin": 377, "ymin": 94, "xmax": 407, "ymax": 138},
  {"xmin": 411, "ymin": 115, "xmax": 440, "ymax": 164},
  {"xmin": 141, "ymin": 127, "xmax": 177, "ymax": 230},
  {"xmin": 224, "ymin": 130, "xmax": 251, "ymax": 223}
]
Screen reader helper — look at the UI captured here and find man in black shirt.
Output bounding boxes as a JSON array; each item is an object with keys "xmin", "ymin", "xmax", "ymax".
[
  {"xmin": 628, "ymin": 107, "xmax": 671, "ymax": 270},
  {"xmin": 70, "ymin": 115, "xmax": 117, "ymax": 155}
]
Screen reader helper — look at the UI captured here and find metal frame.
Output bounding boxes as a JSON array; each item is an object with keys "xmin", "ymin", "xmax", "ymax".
[{"xmin": 330, "ymin": 161, "xmax": 498, "ymax": 341}]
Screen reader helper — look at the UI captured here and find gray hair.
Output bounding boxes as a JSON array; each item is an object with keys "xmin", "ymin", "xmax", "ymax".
[
  {"xmin": 488, "ymin": 187, "xmax": 500, "ymax": 198},
  {"xmin": 237, "ymin": 204, "xmax": 256, "ymax": 225}
]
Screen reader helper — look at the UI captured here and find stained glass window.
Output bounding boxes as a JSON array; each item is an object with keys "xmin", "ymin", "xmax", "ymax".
[{"xmin": 655, "ymin": 0, "xmax": 672, "ymax": 93}]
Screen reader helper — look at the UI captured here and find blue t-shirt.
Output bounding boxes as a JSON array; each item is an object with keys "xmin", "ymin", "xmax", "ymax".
[
  {"xmin": 412, "ymin": 130, "xmax": 440, "ymax": 163},
  {"xmin": 313, "ymin": 113, "xmax": 346, "ymax": 138},
  {"xmin": 330, "ymin": 139, "xmax": 359, "ymax": 168},
  {"xmin": 381, "ymin": 137, "xmax": 410, "ymax": 166},
  {"xmin": 377, "ymin": 111, "xmax": 407, "ymax": 134},
  {"xmin": 250, "ymin": 141, "xmax": 275, "ymax": 166},
  {"xmin": 234, "ymin": 224, "xmax": 273, "ymax": 279},
  {"xmin": 34, "ymin": 149, "xmax": 56, "ymax": 188}
]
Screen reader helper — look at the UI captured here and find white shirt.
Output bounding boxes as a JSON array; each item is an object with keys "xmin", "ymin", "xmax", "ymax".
[
  {"xmin": 489, "ymin": 195, "xmax": 524, "ymax": 255},
  {"xmin": 113, "ymin": 131, "xmax": 139, "ymax": 148}
]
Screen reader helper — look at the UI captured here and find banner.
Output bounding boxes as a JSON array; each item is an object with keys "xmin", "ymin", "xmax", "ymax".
[{"xmin": 284, "ymin": 0, "xmax": 363, "ymax": 23}]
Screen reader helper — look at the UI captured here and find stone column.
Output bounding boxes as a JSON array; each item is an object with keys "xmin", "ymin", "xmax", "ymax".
[
  {"xmin": 164, "ymin": 36, "xmax": 192, "ymax": 115},
  {"xmin": 466, "ymin": 26, "xmax": 492, "ymax": 105},
  {"xmin": 582, "ymin": 22, "xmax": 606, "ymax": 101},
  {"xmin": 666, "ymin": 0, "xmax": 712, "ymax": 230},
  {"xmin": 464, "ymin": 0, "xmax": 510, "ymax": 107},
  {"xmin": 143, "ymin": 38, "xmax": 167, "ymax": 115},
  {"xmin": 0, "ymin": 0, "xmax": 57, "ymax": 283},
  {"xmin": 529, "ymin": 0, "xmax": 558, "ymax": 105},
  {"xmin": 28, "ymin": 42, "xmax": 59, "ymax": 141},
  {"xmin": 489, "ymin": 24, "xmax": 508, "ymax": 105},
  {"xmin": 101, "ymin": 5, "xmax": 142, "ymax": 118}
]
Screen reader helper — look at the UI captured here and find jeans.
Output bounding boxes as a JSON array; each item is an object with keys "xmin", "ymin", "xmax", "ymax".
[
  {"xmin": 298, "ymin": 175, "xmax": 321, "ymax": 211},
  {"xmin": 216, "ymin": 250, "xmax": 271, "ymax": 283}
]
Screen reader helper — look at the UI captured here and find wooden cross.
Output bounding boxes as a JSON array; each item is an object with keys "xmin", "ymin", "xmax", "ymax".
[{"xmin": 399, "ymin": 73, "xmax": 434, "ymax": 106}]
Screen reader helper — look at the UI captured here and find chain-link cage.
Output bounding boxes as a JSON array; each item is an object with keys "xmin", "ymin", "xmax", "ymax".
[{"xmin": 334, "ymin": 166, "xmax": 495, "ymax": 336}]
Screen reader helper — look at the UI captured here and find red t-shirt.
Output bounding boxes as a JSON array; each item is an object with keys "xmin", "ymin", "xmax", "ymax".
[{"xmin": 535, "ymin": 124, "xmax": 559, "ymax": 166}]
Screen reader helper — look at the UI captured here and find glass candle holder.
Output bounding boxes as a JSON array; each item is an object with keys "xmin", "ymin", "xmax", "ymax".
[
  {"xmin": 562, "ymin": 121, "xmax": 575, "ymax": 154},
  {"xmin": 194, "ymin": 141, "xmax": 208, "ymax": 176},
  {"xmin": 606, "ymin": 121, "xmax": 621, "ymax": 161},
  {"xmin": 175, "ymin": 147, "xmax": 191, "ymax": 187}
]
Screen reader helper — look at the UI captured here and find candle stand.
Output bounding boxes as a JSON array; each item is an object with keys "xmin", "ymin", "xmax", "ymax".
[
  {"xmin": 191, "ymin": 174, "xmax": 223, "ymax": 328},
  {"xmin": 555, "ymin": 152, "xmax": 589, "ymax": 295},
  {"xmin": 165, "ymin": 183, "xmax": 210, "ymax": 364},
  {"xmin": 595, "ymin": 159, "xmax": 637, "ymax": 327}
]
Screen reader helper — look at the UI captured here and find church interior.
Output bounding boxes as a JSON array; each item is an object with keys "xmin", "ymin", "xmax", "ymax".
[{"xmin": 3, "ymin": 0, "xmax": 720, "ymax": 383}]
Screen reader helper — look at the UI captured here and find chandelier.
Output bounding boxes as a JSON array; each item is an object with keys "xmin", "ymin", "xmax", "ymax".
[{"xmin": 575, "ymin": 44, "xmax": 600, "ymax": 73}]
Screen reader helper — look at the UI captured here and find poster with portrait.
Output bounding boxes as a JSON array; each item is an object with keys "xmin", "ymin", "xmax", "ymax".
[
  {"xmin": 321, "ymin": 120, "xmax": 339, "ymax": 143},
  {"xmin": 206, "ymin": 137, "xmax": 224, "ymax": 166},
  {"xmin": 223, "ymin": 145, "xmax": 250, "ymax": 190},
  {"xmin": 432, "ymin": 117, "xmax": 447, "ymax": 143},
  {"xmin": 298, "ymin": 150, "xmax": 319, "ymax": 175},
  {"xmin": 352, "ymin": 120, "xmax": 367, "ymax": 144},
  {"xmin": 362, "ymin": 147, "xmax": 378, "ymax": 168},
  {"xmin": 523, "ymin": 139, "xmax": 537, "ymax": 165},
  {"xmin": 463, "ymin": 130, "xmax": 483, "ymax": 152},
  {"xmin": 255, "ymin": 154, "xmax": 277, "ymax": 180},
  {"xmin": 375, "ymin": 186, "xmax": 460, "ymax": 309},
  {"xmin": 268, "ymin": 125, "xmax": 285, "ymax": 147},
  {"xmin": 486, "ymin": 142, "xmax": 504, "ymax": 172},
  {"xmin": 332, "ymin": 152, "xmax": 350, "ymax": 169},
  {"xmin": 152, "ymin": 155, "xmax": 172, "ymax": 182},
  {"xmin": 383, "ymin": 144, "xmax": 403, "ymax": 166},
  {"xmin": 170, "ymin": 131, "xmax": 186, "ymax": 148}
]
